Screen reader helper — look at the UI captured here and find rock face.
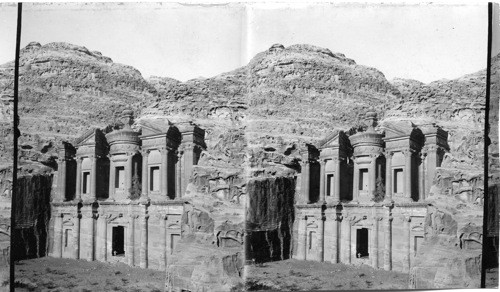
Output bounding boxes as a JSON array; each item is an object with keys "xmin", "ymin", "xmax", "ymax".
[
  {"xmin": 0, "ymin": 42, "xmax": 158, "ymax": 165},
  {"xmin": 245, "ymin": 176, "xmax": 295, "ymax": 263},
  {"xmin": 12, "ymin": 174, "xmax": 52, "ymax": 260}
]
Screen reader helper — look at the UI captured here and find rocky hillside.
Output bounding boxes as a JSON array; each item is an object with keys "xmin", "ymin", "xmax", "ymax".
[{"xmin": 0, "ymin": 42, "xmax": 158, "ymax": 167}]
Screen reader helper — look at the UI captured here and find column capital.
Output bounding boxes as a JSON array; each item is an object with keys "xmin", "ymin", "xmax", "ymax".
[
  {"xmin": 129, "ymin": 214, "xmax": 139, "ymax": 220},
  {"xmin": 402, "ymin": 148, "xmax": 415, "ymax": 157},
  {"xmin": 319, "ymin": 159, "xmax": 326, "ymax": 166},
  {"xmin": 159, "ymin": 146, "xmax": 171, "ymax": 154},
  {"xmin": 369, "ymin": 153, "xmax": 381, "ymax": 159},
  {"xmin": 337, "ymin": 215, "xmax": 343, "ymax": 221},
  {"xmin": 176, "ymin": 149, "xmax": 184, "ymax": 158},
  {"xmin": 384, "ymin": 150, "xmax": 394, "ymax": 158},
  {"xmin": 403, "ymin": 215, "xmax": 411, "ymax": 222},
  {"xmin": 374, "ymin": 216, "xmax": 383, "ymax": 221},
  {"xmin": 141, "ymin": 149, "xmax": 151, "ymax": 156}
]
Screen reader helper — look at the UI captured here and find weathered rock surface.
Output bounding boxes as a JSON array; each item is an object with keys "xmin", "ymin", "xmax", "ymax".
[
  {"xmin": 0, "ymin": 42, "xmax": 158, "ymax": 165},
  {"xmin": 246, "ymin": 176, "xmax": 295, "ymax": 263}
]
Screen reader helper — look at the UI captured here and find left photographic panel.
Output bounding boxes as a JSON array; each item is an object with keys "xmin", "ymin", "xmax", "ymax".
[{"xmin": 0, "ymin": 2, "xmax": 19, "ymax": 290}]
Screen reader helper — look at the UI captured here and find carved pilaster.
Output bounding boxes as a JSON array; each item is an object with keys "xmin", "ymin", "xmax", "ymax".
[
  {"xmin": 402, "ymin": 149, "xmax": 414, "ymax": 202},
  {"xmin": 140, "ymin": 212, "xmax": 149, "ymax": 269},
  {"xmin": 319, "ymin": 160, "xmax": 326, "ymax": 203},
  {"xmin": 157, "ymin": 214, "xmax": 168, "ymax": 270},
  {"xmin": 75, "ymin": 156, "xmax": 83, "ymax": 201},
  {"xmin": 384, "ymin": 215, "xmax": 393, "ymax": 271},
  {"xmin": 372, "ymin": 217, "xmax": 383, "ymax": 269},
  {"xmin": 72, "ymin": 213, "xmax": 81, "ymax": 259},
  {"xmin": 128, "ymin": 214, "xmax": 139, "ymax": 266},
  {"xmin": 175, "ymin": 150, "xmax": 183, "ymax": 199},
  {"xmin": 141, "ymin": 149, "xmax": 150, "ymax": 199},
  {"xmin": 403, "ymin": 216, "xmax": 411, "ymax": 272}
]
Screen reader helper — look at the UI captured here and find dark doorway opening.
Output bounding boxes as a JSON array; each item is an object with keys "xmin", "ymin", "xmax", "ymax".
[
  {"xmin": 356, "ymin": 228, "xmax": 369, "ymax": 258},
  {"xmin": 112, "ymin": 226, "xmax": 125, "ymax": 256}
]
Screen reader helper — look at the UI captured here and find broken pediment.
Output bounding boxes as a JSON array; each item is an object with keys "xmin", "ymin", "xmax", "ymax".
[
  {"xmin": 140, "ymin": 119, "xmax": 171, "ymax": 136},
  {"xmin": 317, "ymin": 130, "xmax": 351, "ymax": 153}
]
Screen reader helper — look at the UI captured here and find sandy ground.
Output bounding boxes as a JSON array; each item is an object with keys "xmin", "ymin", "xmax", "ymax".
[
  {"xmin": 244, "ymin": 259, "xmax": 409, "ymax": 291},
  {"xmin": 14, "ymin": 257, "xmax": 164, "ymax": 291}
]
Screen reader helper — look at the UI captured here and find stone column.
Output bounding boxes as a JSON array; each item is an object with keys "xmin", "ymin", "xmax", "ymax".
[
  {"xmin": 108, "ymin": 156, "xmax": 115, "ymax": 200},
  {"xmin": 75, "ymin": 157, "xmax": 82, "ymax": 201},
  {"xmin": 182, "ymin": 144, "xmax": 194, "ymax": 197},
  {"xmin": 301, "ymin": 160, "xmax": 310, "ymax": 204},
  {"xmin": 352, "ymin": 159, "xmax": 359, "ymax": 202},
  {"xmin": 331, "ymin": 215, "xmax": 339, "ymax": 263},
  {"xmin": 419, "ymin": 151, "xmax": 427, "ymax": 201},
  {"xmin": 53, "ymin": 213, "xmax": 63, "ymax": 258},
  {"xmin": 126, "ymin": 153, "xmax": 134, "ymax": 197},
  {"xmin": 369, "ymin": 154, "xmax": 378, "ymax": 198},
  {"xmin": 140, "ymin": 212, "xmax": 149, "ymax": 269},
  {"xmin": 141, "ymin": 150, "xmax": 149, "ymax": 199},
  {"xmin": 128, "ymin": 215, "xmax": 136, "ymax": 266},
  {"xmin": 346, "ymin": 217, "xmax": 352, "ymax": 264},
  {"xmin": 73, "ymin": 214, "xmax": 80, "ymax": 259},
  {"xmin": 334, "ymin": 158, "xmax": 341, "ymax": 203},
  {"xmin": 58, "ymin": 158, "xmax": 67, "ymax": 201},
  {"xmin": 296, "ymin": 215, "xmax": 307, "ymax": 260},
  {"xmin": 403, "ymin": 150, "xmax": 413, "ymax": 202},
  {"xmin": 176, "ymin": 150, "xmax": 183, "ymax": 199},
  {"xmin": 99, "ymin": 212, "xmax": 108, "ymax": 261},
  {"xmin": 317, "ymin": 215, "xmax": 324, "ymax": 262},
  {"xmin": 403, "ymin": 216, "xmax": 411, "ymax": 273},
  {"xmin": 372, "ymin": 217, "xmax": 381, "ymax": 269},
  {"xmin": 90, "ymin": 155, "xmax": 97, "ymax": 201},
  {"xmin": 383, "ymin": 214, "xmax": 393, "ymax": 271},
  {"xmin": 159, "ymin": 215, "xmax": 167, "ymax": 270},
  {"xmin": 384, "ymin": 151, "xmax": 393, "ymax": 203},
  {"xmin": 425, "ymin": 145, "xmax": 438, "ymax": 195},
  {"xmin": 85, "ymin": 209, "xmax": 94, "ymax": 261},
  {"xmin": 161, "ymin": 148, "xmax": 169, "ymax": 198},
  {"xmin": 319, "ymin": 160, "xmax": 326, "ymax": 203}
]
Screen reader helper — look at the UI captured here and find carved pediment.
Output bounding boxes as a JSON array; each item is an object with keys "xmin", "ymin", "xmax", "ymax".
[
  {"xmin": 140, "ymin": 120, "xmax": 171, "ymax": 136},
  {"xmin": 318, "ymin": 130, "xmax": 351, "ymax": 152},
  {"xmin": 74, "ymin": 128, "xmax": 98, "ymax": 146},
  {"xmin": 383, "ymin": 122, "xmax": 412, "ymax": 139}
]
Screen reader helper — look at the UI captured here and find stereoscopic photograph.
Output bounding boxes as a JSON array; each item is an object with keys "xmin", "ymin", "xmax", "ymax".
[{"xmin": 0, "ymin": 1, "xmax": 498, "ymax": 291}]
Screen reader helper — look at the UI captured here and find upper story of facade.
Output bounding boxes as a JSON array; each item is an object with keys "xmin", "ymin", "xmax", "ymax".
[
  {"xmin": 53, "ymin": 109, "xmax": 206, "ymax": 204},
  {"xmin": 299, "ymin": 112, "xmax": 449, "ymax": 205}
]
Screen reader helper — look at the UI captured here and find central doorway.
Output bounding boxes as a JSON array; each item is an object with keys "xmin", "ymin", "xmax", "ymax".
[
  {"xmin": 112, "ymin": 226, "xmax": 125, "ymax": 256},
  {"xmin": 356, "ymin": 228, "xmax": 369, "ymax": 258}
]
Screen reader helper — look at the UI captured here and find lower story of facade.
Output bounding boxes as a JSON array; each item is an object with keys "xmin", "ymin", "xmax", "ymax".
[
  {"xmin": 294, "ymin": 202, "xmax": 427, "ymax": 273},
  {"xmin": 49, "ymin": 200, "xmax": 184, "ymax": 271}
]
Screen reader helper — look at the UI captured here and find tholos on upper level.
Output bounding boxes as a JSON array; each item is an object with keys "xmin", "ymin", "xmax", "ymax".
[{"xmin": 53, "ymin": 109, "xmax": 206, "ymax": 203}]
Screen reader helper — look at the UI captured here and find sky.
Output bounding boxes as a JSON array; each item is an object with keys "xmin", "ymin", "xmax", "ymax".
[{"xmin": 0, "ymin": 2, "xmax": 496, "ymax": 83}]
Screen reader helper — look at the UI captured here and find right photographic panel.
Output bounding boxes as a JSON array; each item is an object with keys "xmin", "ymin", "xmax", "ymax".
[{"xmin": 243, "ymin": 2, "xmax": 498, "ymax": 290}]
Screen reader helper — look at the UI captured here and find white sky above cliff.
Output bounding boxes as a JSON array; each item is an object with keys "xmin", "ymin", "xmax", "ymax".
[{"xmin": 0, "ymin": 1, "xmax": 496, "ymax": 83}]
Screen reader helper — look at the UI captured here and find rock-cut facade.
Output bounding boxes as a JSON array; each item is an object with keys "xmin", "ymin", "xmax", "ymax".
[
  {"xmin": 49, "ymin": 110, "xmax": 205, "ymax": 270},
  {"xmin": 294, "ymin": 112, "xmax": 449, "ymax": 272}
]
